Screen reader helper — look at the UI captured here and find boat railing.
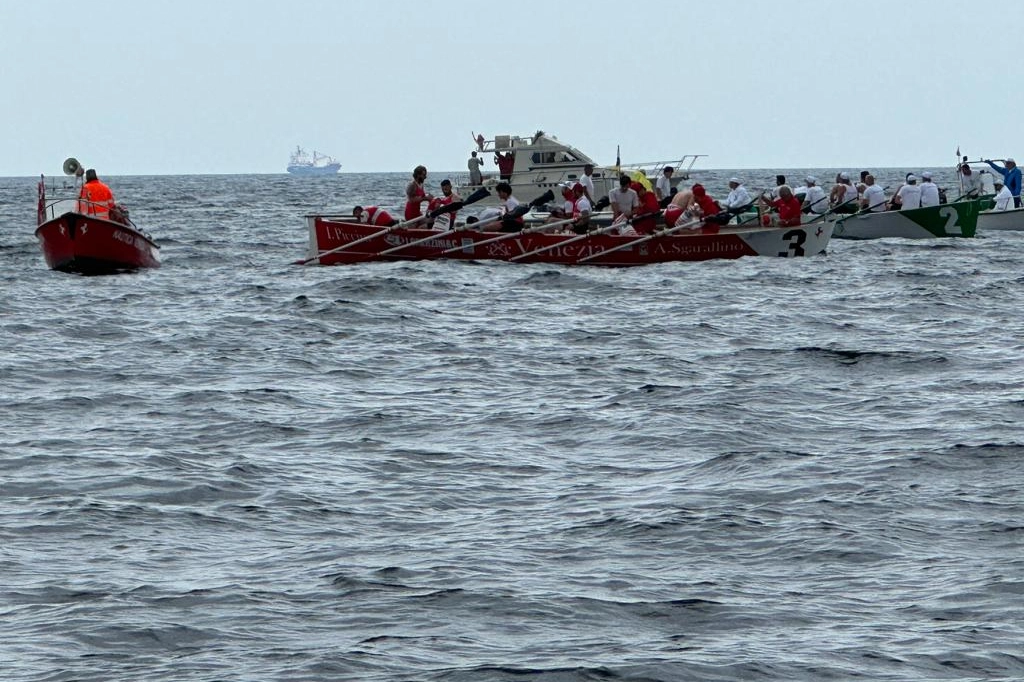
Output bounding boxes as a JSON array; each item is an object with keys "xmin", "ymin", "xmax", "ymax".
[{"xmin": 618, "ymin": 154, "xmax": 707, "ymax": 181}]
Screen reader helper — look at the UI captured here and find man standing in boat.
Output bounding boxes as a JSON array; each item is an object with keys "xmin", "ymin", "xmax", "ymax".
[
  {"xmin": 494, "ymin": 151, "xmax": 515, "ymax": 181},
  {"xmin": 958, "ymin": 163, "xmax": 982, "ymax": 198},
  {"xmin": 467, "ymin": 151, "xmax": 484, "ymax": 186},
  {"xmin": 405, "ymin": 165, "xmax": 434, "ymax": 221},
  {"xmin": 77, "ymin": 169, "xmax": 115, "ymax": 219},
  {"xmin": 655, "ymin": 166, "xmax": 675, "ymax": 207}
]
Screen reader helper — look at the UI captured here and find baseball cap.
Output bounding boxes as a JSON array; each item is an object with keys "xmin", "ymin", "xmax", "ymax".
[
  {"xmin": 921, "ymin": 171, "xmax": 932, "ymax": 180},
  {"xmin": 805, "ymin": 175, "xmax": 817, "ymax": 184},
  {"xmin": 838, "ymin": 172, "xmax": 850, "ymax": 181},
  {"xmin": 729, "ymin": 177, "xmax": 740, "ymax": 184}
]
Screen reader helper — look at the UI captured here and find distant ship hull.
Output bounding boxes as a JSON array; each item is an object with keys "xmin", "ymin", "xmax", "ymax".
[{"xmin": 287, "ymin": 163, "xmax": 342, "ymax": 176}]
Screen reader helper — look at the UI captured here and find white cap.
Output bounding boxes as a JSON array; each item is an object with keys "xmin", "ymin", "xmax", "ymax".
[
  {"xmin": 921, "ymin": 171, "xmax": 932, "ymax": 180},
  {"xmin": 906, "ymin": 174, "xmax": 917, "ymax": 182},
  {"xmin": 838, "ymin": 172, "xmax": 850, "ymax": 180},
  {"xmin": 805, "ymin": 175, "xmax": 817, "ymax": 185},
  {"xmin": 1007, "ymin": 158, "xmax": 1016, "ymax": 163},
  {"xmin": 729, "ymin": 177, "xmax": 740, "ymax": 184},
  {"xmin": 994, "ymin": 177, "xmax": 1005, "ymax": 185}
]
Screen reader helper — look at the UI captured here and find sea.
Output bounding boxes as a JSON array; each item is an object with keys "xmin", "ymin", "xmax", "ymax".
[{"xmin": 1, "ymin": 168, "xmax": 1022, "ymax": 682}]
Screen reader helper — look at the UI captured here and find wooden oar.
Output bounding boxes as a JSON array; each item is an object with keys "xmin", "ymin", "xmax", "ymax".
[
  {"xmin": 373, "ymin": 190, "xmax": 555, "ymax": 258},
  {"xmin": 803, "ymin": 194, "xmax": 862, "ymax": 224},
  {"xmin": 508, "ymin": 206, "xmax": 654, "ymax": 262},
  {"xmin": 574, "ymin": 216, "xmax": 704, "ymax": 264},
  {"xmin": 297, "ymin": 187, "xmax": 491, "ymax": 265}
]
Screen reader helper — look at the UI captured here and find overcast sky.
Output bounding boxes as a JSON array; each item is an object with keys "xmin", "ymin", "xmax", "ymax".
[{"xmin": 3, "ymin": 0, "xmax": 1021, "ymax": 176}]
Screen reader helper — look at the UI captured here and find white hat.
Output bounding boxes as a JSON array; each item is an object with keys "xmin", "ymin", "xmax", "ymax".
[
  {"xmin": 805, "ymin": 175, "xmax": 817, "ymax": 185},
  {"xmin": 838, "ymin": 172, "xmax": 850, "ymax": 181},
  {"xmin": 906, "ymin": 174, "xmax": 917, "ymax": 182},
  {"xmin": 994, "ymin": 178, "xmax": 1005, "ymax": 186},
  {"xmin": 729, "ymin": 177, "xmax": 740, "ymax": 184},
  {"xmin": 921, "ymin": 171, "xmax": 932, "ymax": 180},
  {"xmin": 1007, "ymin": 158, "xmax": 1016, "ymax": 163}
]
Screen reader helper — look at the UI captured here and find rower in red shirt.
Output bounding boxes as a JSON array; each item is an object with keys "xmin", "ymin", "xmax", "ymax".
[
  {"xmin": 761, "ymin": 185, "xmax": 802, "ymax": 227},
  {"xmin": 353, "ymin": 205, "xmax": 397, "ymax": 227},
  {"xmin": 630, "ymin": 182, "xmax": 661, "ymax": 234},
  {"xmin": 427, "ymin": 179, "xmax": 460, "ymax": 229},
  {"xmin": 691, "ymin": 184, "xmax": 721, "ymax": 221}
]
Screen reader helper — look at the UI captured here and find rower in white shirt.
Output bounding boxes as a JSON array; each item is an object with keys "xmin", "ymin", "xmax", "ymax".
[
  {"xmin": 895, "ymin": 175, "xmax": 923, "ymax": 210},
  {"xmin": 860, "ymin": 174, "xmax": 888, "ymax": 212},
  {"xmin": 721, "ymin": 177, "xmax": 752, "ymax": 212},
  {"xmin": 799, "ymin": 176, "xmax": 828, "ymax": 214},
  {"xmin": 919, "ymin": 171, "xmax": 940, "ymax": 207},
  {"xmin": 957, "ymin": 163, "xmax": 982, "ymax": 199}
]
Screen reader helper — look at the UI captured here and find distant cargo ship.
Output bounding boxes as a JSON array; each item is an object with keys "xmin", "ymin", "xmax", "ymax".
[{"xmin": 287, "ymin": 146, "xmax": 341, "ymax": 175}]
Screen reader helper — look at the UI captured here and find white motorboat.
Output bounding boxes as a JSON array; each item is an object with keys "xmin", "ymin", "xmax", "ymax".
[{"xmin": 456, "ymin": 130, "xmax": 704, "ymax": 205}]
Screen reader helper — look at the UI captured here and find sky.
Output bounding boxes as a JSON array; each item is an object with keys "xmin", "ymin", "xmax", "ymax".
[{"xmin": 3, "ymin": 0, "xmax": 1022, "ymax": 176}]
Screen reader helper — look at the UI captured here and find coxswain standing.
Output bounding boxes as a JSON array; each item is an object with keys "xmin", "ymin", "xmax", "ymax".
[
  {"xmin": 77, "ymin": 169, "xmax": 115, "ymax": 219},
  {"xmin": 958, "ymin": 163, "xmax": 982, "ymax": 198},
  {"xmin": 404, "ymin": 165, "xmax": 434, "ymax": 221},
  {"xmin": 655, "ymin": 166, "xmax": 675, "ymax": 207}
]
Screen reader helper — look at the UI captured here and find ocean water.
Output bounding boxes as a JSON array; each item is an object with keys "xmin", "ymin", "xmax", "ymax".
[{"xmin": 1, "ymin": 170, "xmax": 1023, "ymax": 681}]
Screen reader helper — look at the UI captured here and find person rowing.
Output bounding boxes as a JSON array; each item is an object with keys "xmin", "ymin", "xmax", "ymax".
[
  {"xmin": 353, "ymin": 205, "xmax": 398, "ymax": 227},
  {"xmin": 829, "ymin": 172, "xmax": 858, "ymax": 213},
  {"xmin": 632, "ymin": 182, "xmax": 661, "ymax": 234},
  {"xmin": 478, "ymin": 182, "xmax": 525, "ymax": 233},
  {"xmin": 569, "ymin": 182, "xmax": 593, "ymax": 234},
  {"xmin": 758, "ymin": 184, "xmax": 802, "ymax": 227},
  {"xmin": 426, "ymin": 179, "xmax": 460, "ymax": 229}
]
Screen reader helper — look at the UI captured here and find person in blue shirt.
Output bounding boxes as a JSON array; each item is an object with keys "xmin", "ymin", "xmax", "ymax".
[{"xmin": 984, "ymin": 158, "xmax": 1022, "ymax": 207}]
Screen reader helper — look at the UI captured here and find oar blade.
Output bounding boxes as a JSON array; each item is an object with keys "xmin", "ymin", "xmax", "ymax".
[{"xmin": 529, "ymin": 189, "xmax": 555, "ymax": 208}]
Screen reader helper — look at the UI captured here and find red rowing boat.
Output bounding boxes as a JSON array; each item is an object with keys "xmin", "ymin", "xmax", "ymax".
[
  {"xmin": 300, "ymin": 214, "xmax": 834, "ymax": 266},
  {"xmin": 35, "ymin": 175, "xmax": 160, "ymax": 274}
]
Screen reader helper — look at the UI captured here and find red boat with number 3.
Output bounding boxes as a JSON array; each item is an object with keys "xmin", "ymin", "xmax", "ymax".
[{"xmin": 299, "ymin": 213, "xmax": 834, "ymax": 267}]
